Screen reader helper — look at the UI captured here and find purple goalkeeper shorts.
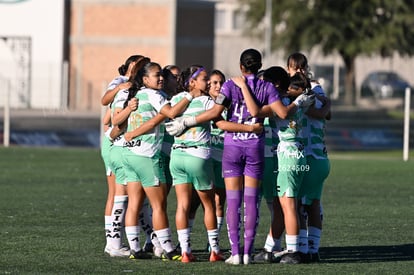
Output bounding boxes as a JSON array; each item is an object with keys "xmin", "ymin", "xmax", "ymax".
[{"xmin": 222, "ymin": 144, "xmax": 265, "ymax": 180}]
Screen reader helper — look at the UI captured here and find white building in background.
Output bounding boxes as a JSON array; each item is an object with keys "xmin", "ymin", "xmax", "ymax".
[
  {"xmin": 213, "ymin": 0, "xmax": 286, "ymax": 77},
  {"xmin": 0, "ymin": 0, "xmax": 65, "ymax": 109}
]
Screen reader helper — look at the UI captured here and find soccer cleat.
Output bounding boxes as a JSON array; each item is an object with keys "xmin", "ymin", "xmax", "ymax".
[
  {"xmin": 299, "ymin": 252, "xmax": 311, "ymax": 263},
  {"xmin": 209, "ymin": 251, "xmax": 225, "ymax": 262},
  {"xmin": 129, "ymin": 250, "xmax": 152, "ymax": 260},
  {"xmin": 273, "ymin": 249, "xmax": 289, "ymax": 263},
  {"xmin": 181, "ymin": 252, "xmax": 196, "ymax": 263},
  {"xmin": 153, "ymin": 246, "xmax": 164, "ymax": 258},
  {"xmin": 253, "ymin": 250, "xmax": 274, "ymax": 263},
  {"xmin": 243, "ymin": 254, "xmax": 252, "ymax": 265},
  {"xmin": 280, "ymin": 252, "xmax": 302, "ymax": 264},
  {"xmin": 309, "ymin": 252, "xmax": 320, "ymax": 262},
  {"xmin": 225, "ymin": 254, "xmax": 241, "ymax": 265},
  {"xmin": 104, "ymin": 246, "xmax": 111, "ymax": 254},
  {"xmin": 161, "ymin": 249, "xmax": 182, "ymax": 261},
  {"xmin": 142, "ymin": 242, "xmax": 154, "ymax": 253},
  {"xmin": 104, "ymin": 245, "xmax": 130, "ymax": 257}
]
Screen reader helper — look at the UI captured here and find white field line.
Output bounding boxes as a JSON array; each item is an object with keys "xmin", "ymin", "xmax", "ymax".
[{"xmin": 328, "ymin": 154, "xmax": 406, "ymax": 161}]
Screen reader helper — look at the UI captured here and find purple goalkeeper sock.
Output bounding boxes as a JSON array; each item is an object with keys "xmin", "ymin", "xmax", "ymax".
[
  {"xmin": 243, "ymin": 186, "xmax": 260, "ymax": 255},
  {"xmin": 226, "ymin": 189, "xmax": 242, "ymax": 256}
]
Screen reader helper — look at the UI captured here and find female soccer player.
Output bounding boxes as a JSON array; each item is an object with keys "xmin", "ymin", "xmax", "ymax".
[
  {"xmin": 253, "ymin": 66, "xmax": 290, "ymax": 263},
  {"xmin": 101, "ymin": 54, "xmax": 143, "ymax": 257},
  {"xmin": 185, "ymin": 69, "xmax": 227, "ymax": 248},
  {"xmin": 160, "ymin": 65, "xmax": 181, "ymax": 193},
  {"xmin": 168, "ymin": 65, "xmax": 224, "ymax": 263},
  {"xmin": 287, "ymin": 52, "xmax": 331, "ymax": 262},
  {"xmin": 207, "ymin": 69, "xmax": 227, "ymax": 240},
  {"xmin": 122, "ymin": 61, "xmax": 194, "ymax": 261}
]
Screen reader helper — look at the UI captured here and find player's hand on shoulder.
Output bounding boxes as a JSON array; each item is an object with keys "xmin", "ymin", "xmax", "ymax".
[
  {"xmin": 119, "ymin": 81, "xmax": 132, "ymax": 91},
  {"xmin": 293, "ymin": 93, "xmax": 315, "ymax": 107},
  {"xmin": 231, "ymin": 76, "xmax": 247, "ymax": 89}
]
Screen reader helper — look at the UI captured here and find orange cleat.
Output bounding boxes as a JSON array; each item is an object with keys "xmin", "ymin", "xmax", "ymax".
[
  {"xmin": 209, "ymin": 251, "xmax": 225, "ymax": 262},
  {"xmin": 181, "ymin": 252, "xmax": 196, "ymax": 263}
]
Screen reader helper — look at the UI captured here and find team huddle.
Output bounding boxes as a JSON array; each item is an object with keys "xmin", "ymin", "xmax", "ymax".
[{"xmin": 101, "ymin": 48, "xmax": 330, "ymax": 265}]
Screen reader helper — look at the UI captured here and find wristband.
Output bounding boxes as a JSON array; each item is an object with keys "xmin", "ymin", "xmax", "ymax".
[
  {"xmin": 183, "ymin": 116, "xmax": 197, "ymax": 127},
  {"xmin": 184, "ymin": 93, "xmax": 193, "ymax": 102}
]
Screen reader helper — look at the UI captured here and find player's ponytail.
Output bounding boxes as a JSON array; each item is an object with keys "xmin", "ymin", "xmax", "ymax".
[{"xmin": 124, "ymin": 57, "xmax": 151, "ymax": 109}]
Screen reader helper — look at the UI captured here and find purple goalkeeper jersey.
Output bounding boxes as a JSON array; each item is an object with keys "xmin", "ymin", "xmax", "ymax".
[{"xmin": 220, "ymin": 74, "xmax": 280, "ymax": 147}]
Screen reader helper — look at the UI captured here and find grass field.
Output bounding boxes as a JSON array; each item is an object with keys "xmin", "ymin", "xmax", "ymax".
[{"xmin": 0, "ymin": 147, "xmax": 413, "ymax": 274}]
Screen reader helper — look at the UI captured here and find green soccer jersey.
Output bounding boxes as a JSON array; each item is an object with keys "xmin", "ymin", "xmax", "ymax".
[
  {"xmin": 170, "ymin": 92, "xmax": 215, "ymax": 159},
  {"xmin": 112, "ymin": 89, "xmax": 129, "ymax": 113},
  {"xmin": 126, "ymin": 87, "xmax": 169, "ymax": 157},
  {"xmin": 276, "ymin": 97, "xmax": 305, "ymax": 149},
  {"xmin": 275, "ymin": 97, "xmax": 307, "ymax": 198},
  {"xmin": 111, "ymin": 89, "xmax": 129, "ymax": 146},
  {"xmin": 303, "ymin": 83, "xmax": 329, "ymax": 159},
  {"xmin": 302, "ymin": 114, "xmax": 328, "ymax": 159}
]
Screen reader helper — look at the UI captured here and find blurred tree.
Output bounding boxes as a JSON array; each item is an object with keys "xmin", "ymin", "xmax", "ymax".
[{"xmin": 239, "ymin": 0, "xmax": 414, "ymax": 105}]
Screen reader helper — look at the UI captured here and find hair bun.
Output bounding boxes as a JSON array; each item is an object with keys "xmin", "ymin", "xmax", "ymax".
[{"xmin": 240, "ymin": 49, "xmax": 262, "ymax": 65}]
